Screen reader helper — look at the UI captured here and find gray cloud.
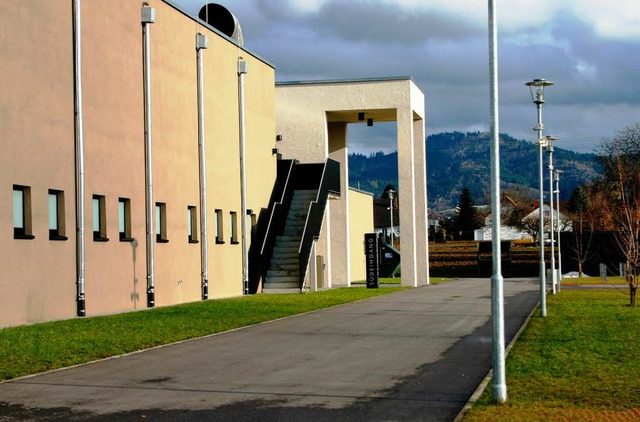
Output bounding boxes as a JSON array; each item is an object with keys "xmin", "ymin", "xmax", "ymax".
[
  {"xmin": 308, "ymin": 0, "xmax": 483, "ymax": 45},
  {"xmin": 174, "ymin": 0, "xmax": 640, "ymax": 153}
]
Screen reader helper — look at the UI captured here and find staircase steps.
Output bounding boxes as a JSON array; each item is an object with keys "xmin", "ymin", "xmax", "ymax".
[{"xmin": 263, "ymin": 190, "xmax": 317, "ymax": 293}]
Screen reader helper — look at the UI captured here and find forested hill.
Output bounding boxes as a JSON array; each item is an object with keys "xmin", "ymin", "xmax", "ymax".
[{"xmin": 348, "ymin": 131, "xmax": 601, "ymax": 210}]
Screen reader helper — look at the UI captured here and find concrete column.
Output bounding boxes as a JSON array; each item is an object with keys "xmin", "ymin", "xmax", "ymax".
[
  {"xmin": 323, "ymin": 210, "xmax": 332, "ymax": 288},
  {"xmin": 413, "ymin": 116, "xmax": 429, "ymax": 285},
  {"xmin": 308, "ymin": 241, "xmax": 318, "ymax": 291},
  {"xmin": 397, "ymin": 107, "xmax": 418, "ymax": 286},
  {"xmin": 328, "ymin": 122, "xmax": 350, "ymax": 286}
]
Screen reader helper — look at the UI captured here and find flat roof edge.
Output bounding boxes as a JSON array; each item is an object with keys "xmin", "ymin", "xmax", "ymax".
[
  {"xmin": 162, "ymin": 0, "xmax": 275, "ymax": 69},
  {"xmin": 277, "ymin": 76, "xmax": 416, "ymax": 87},
  {"xmin": 277, "ymin": 76, "xmax": 425, "ymax": 95},
  {"xmin": 349, "ymin": 187, "xmax": 375, "ymax": 196}
]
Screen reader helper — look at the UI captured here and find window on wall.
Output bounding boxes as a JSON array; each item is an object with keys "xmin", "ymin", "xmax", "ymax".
[
  {"xmin": 118, "ymin": 198, "xmax": 133, "ymax": 242},
  {"xmin": 13, "ymin": 185, "xmax": 34, "ymax": 239},
  {"xmin": 215, "ymin": 209, "xmax": 224, "ymax": 244},
  {"xmin": 188, "ymin": 205, "xmax": 198, "ymax": 243},
  {"xmin": 230, "ymin": 211, "xmax": 239, "ymax": 244},
  {"xmin": 48, "ymin": 189, "xmax": 67, "ymax": 241},
  {"xmin": 156, "ymin": 202, "xmax": 168, "ymax": 243},
  {"xmin": 92, "ymin": 194, "xmax": 109, "ymax": 241}
]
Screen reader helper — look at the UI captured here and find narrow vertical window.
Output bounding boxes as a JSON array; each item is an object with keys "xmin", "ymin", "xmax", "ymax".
[
  {"xmin": 230, "ymin": 211, "xmax": 239, "ymax": 244},
  {"xmin": 156, "ymin": 202, "xmax": 168, "ymax": 243},
  {"xmin": 13, "ymin": 185, "xmax": 34, "ymax": 239},
  {"xmin": 215, "ymin": 209, "xmax": 224, "ymax": 244},
  {"xmin": 188, "ymin": 205, "xmax": 198, "ymax": 243},
  {"xmin": 48, "ymin": 189, "xmax": 67, "ymax": 240},
  {"xmin": 118, "ymin": 198, "xmax": 133, "ymax": 241},
  {"xmin": 92, "ymin": 194, "xmax": 108, "ymax": 241}
]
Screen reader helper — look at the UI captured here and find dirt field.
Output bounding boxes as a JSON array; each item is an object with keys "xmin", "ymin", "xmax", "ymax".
[{"xmin": 429, "ymin": 240, "xmax": 544, "ymax": 278}]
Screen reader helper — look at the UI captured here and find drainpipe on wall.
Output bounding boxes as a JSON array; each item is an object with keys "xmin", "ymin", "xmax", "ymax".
[
  {"xmin": 237, "ymin": 58, "xmax": 249, "ymax": 295},
  {"xmin": 142, "ymin": 4, "xmax": 156, "ymax": 307},
  {"xmin": 196, "ymin": 33, "xmax": 209, "ymax": 300},
  {"xmin": 73, "ymin": 0, "xmax": 86, "ymax": 317}
]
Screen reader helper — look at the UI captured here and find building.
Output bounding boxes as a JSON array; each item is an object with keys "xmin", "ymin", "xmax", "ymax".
[
  {"xmin": 1, "ymin": 1, "xmax": 427, "ymax": 328},
  {"xmin": 1, "ymin": 0, "xmax": 278, "ymax": 327},
  {"xmin": 476, "ymin": 204, "xmax": 569, "ymax": 241}
]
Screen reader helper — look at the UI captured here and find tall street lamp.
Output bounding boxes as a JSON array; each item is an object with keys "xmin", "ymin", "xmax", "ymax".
[
  {"xmin": 555, "ymin": 169, "xmax": 563, "ymax": 290},
  {"xmin": 526, "ymin": 77, "xmax": 554, "ymax": 317},
  {"xmin": 541, "ymin": 135, "xmax": 559, "ymax": 294},
  {"xmin": 489, "ymin": 0, "xmax": 506, "ymax": 403}
]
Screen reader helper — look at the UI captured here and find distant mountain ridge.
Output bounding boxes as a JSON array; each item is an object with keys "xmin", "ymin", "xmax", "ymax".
[{"xmin": 348, "ymin": 131, "xmax": 601, "ymax": 210}]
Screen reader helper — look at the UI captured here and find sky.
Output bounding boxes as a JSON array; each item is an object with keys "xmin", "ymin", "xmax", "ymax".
[{"xmin": 173, "ymin": 0, "xmax": 640, "ymax": 154}]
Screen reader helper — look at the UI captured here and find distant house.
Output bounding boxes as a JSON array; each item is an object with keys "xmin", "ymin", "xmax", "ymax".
[
  {"xmin": 522, "ymin": 204, "xmax": 571, "ymax": 240},
  {"xmin": 475, "ymin": 213, "xmax": 531, "ymax": 241},
  {"xmin": 476, "ymin": 204, "xmax": 570, "ymax": 241}
]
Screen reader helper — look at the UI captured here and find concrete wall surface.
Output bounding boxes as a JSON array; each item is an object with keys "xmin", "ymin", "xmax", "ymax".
[{"xmin": 0, "ymin": 0, "xmax": 276, "ymax": 327}]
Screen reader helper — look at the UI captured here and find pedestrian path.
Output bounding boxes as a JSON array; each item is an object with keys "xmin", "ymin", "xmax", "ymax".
[{"xmin": 0, "ymin": 278, "xmax": 539, "ymax": 421}]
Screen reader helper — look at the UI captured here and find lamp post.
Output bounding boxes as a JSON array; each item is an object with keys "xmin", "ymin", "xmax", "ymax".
[
  {"xmin": 388, "ymin": 189, "xmax": 395, "ymax": 245},
  {"xmin": 543, "ymin": 135, "xmax": 559, "ymax": 294},
  {"xmin": 489, "ymin": 0, "xmax": 506, "ymax": 403},
  {"xmin": 526, "ymin": 78, "xmax": 554, "ymax": 317},
  {"xmin": 555, "ymin": 169, "xmax": 563, "ymax": 291}
]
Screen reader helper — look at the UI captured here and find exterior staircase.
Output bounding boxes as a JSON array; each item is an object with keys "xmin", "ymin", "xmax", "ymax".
[{"xmin": 263, "ymin": 189, "xmax": 317, "ymax": 293}]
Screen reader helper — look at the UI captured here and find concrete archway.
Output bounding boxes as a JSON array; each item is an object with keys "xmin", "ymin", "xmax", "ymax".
[{"xmin": 276, "ymin": 77, "xmax": 429, "ymax": 287}]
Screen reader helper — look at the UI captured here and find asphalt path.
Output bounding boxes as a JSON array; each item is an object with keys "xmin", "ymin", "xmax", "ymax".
[{"xmin": 0, "ymin": 278, "xmax": 539, "ymax": 421}]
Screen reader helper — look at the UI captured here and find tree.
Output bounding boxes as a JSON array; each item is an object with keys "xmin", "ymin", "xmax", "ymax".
[
  {"xmin": 566, "ymin": 185, "xmax": 595, "ymax": 277},
  {"xmin": 454, "ymin": 186, "xmax": 484, "ymax": 239},
  {"xmin": 501, "ymin": 188, "xmax": 536, "ymax": 228},
  {"xmin": 598, "ymin": 124, "xmax": 640, "ymax": 305},
  {"xmin": 520, "ymin": 215, "xmax": 542, "ymax": 244},
  {"xmin": 381, "ymin": 184, "xmax": 397, "ymax": 200},
  {"xmin": 566, "ymin": 185, "xmax": 588, "ymax": 214}
]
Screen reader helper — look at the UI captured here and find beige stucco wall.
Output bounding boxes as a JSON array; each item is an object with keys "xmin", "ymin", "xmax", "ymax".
[
  {"xmin": 0, "ymin": 1, "xmax": 77, "ymax": 327},
  {"xmin": 81, "ymin": 0, "xmax": 147, "ymax": 314},
  {"xmin": 0, "ymin": 1, "xmax": 276, "ymax": 327},
  {"xmin": 348, "ymin": 189, "xmax": 374, "ymax": 282}
]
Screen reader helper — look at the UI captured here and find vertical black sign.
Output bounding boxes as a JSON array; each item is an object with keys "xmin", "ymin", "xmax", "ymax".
[{"xmin": 365, "ymin": 233, "xmax": 379, "ymax": 289}]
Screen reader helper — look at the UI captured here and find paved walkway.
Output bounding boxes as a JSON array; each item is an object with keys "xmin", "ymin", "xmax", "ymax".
[{"xmin": 0, "ymin": 278, "xmax": 539, "ymax": 421}]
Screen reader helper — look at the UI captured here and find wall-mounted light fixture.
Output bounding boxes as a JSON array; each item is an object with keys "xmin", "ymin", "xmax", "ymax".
[
  {"xmin": 358, "ymin": 112, "xmax": 365, "ymax": 121},
  {"xmin": 272, "ymin": 147, "xmax": 279, "ymax": 155},
  {"xmin": 367, "ymin": 118, "xmax": 373, "ymax": 127},
  {"xmin": 276, "ymin": 134, "xmax": 282, "ymax": 141}
]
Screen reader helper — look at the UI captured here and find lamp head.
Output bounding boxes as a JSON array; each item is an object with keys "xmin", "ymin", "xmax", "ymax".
[
  {"xmin": 544, "ymin": 135, "xmax": 559, "ymax": 152},
  {"xmin": 554, "ymin": 169, "xmax": 563, "ymax": 181},
  {"xmin": 525, "ymin": 78, "xmax": 554, "ymax": 104}
]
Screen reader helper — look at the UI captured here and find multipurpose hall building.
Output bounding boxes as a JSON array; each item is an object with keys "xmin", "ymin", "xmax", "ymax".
[{"xmin": 0, "ymin": 1, "xmax": 429, "ymax": 328}]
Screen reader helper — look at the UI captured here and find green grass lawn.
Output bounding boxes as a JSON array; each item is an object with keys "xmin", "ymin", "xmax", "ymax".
[
  {"xmin": 0, "ymin": 287, "xmax": 407, "ymax": 381},
  {"xmin": 351, "ymin": 277, "xmax": 451, "ymax": 285},
  {"xmin": 464, "ymin": 289, "xmax": 640, "ymax": 421},
  {"xmin": 560, "ymin": 275, "xmax": 627, "ymax": 286}
]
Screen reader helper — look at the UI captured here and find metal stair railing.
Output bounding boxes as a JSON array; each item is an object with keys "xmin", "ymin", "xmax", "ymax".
[{"xmin": 259, "ymin": 160, "xmax": 296, "ymax": 279}]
